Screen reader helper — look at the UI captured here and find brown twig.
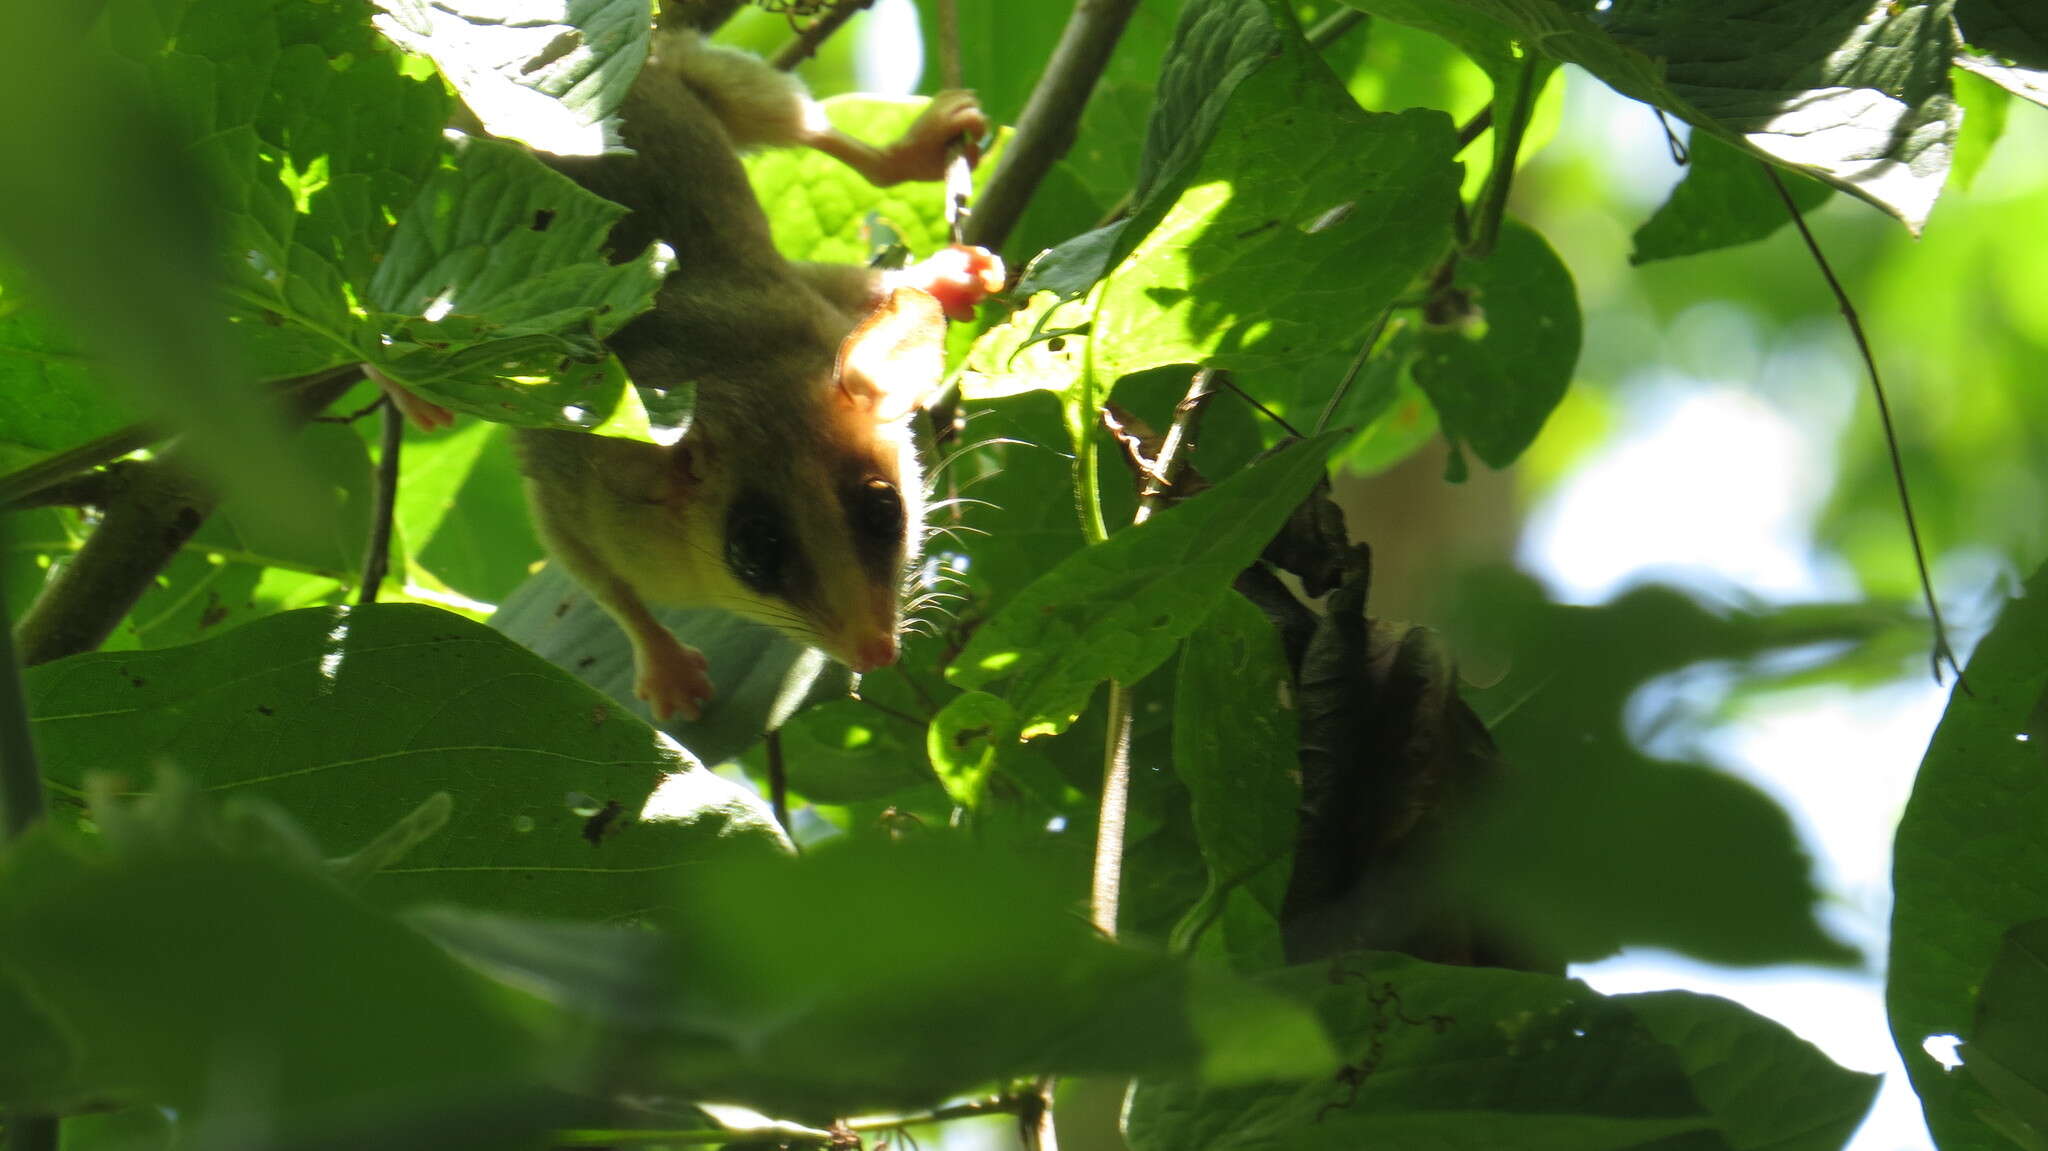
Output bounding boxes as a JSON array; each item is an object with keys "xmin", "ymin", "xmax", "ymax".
[
  {"xmin": 358, "ymin": 398, "xmax": 403, "ymax": 605},
  {"xmin": 770, "ymin": 0, "xmax": 874, "ymax": 71},
  {"xmin": 1761, "ymin": 163, "xmax": 1964, "ymax": 687},
  {"xmin": 965, "ymin": 0, "xmax": 1142, "ymax": 253},
  {"xmin": 1, "ymin": 472, "xmax": 114, "ymax": 512}
]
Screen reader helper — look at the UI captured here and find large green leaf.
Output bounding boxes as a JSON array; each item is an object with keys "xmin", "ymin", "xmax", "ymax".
[
  {"xmin": 100, "ymin": 0, "xmax": 666, "ymax": 434},
  {"xmin": 1632, "ymin": 134, "xmax": 1834, "ymax": 265},
  {"xmin": 1412, "ymin": 219, "xmax": 1580, "ymax": 470},
  {"xmin": 420, "ymin": 834, "xmax": 1336, "ymax": 1120},
  {"xmin": 25, "ymin": 603, "xmax": 787, "ymax": 920},
  {"xmin": 1126, "ymin": 954, "xmax": 1876, "ymax": 1151},
  {"xmin": 949, "ymin": 432, "xmax": 1344, "ymax": 737},
  {"xmin": 1891, "ymin": 561, "xmax": 2048, "ymax": 1151},
  {"xmin": 0, "ymin": 815, "xmax": 557, "ymax": 1144},
  {"xmin": 0, "ymin": 307, "xmax": 135, "ymax": 460},
  {"xmin": 1345, "ymin": 0, "xmax": 1958, "ymax": 231},
  {"xmin": 371, "ymin": 0, "xmax": 651, "ymax": 155}
]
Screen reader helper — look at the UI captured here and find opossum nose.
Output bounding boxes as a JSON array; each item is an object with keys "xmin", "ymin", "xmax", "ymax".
[{"xmin": 852, "ymin": 635, "xmax": 899, "ymax": 672}]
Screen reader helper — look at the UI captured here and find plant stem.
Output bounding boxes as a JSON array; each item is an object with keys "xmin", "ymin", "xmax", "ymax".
[
  {"xmin": 1092, "ymin": 371, "xmax": 1220, "ymax": 938},
  {"xmin": 358, "ymin": 398, "xmax": 402, "ymax": 605},
  {"xmin": 966, "ymin": 0, "xmax": 1142, "ymax": 252},
  {"xmin": 1762, "ymin": 163, "xmax": 1964, "ymax": 685},
  {"xmin": 1462, "ymin": 51, "xmax": 1539, "ymax": 260}
]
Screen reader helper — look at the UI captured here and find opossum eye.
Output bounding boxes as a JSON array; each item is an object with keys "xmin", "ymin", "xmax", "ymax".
[
  {"xmin": 852, "ymin": 478, "xmax": 904, "ymax": 542},
  {"xmin": 726, "ymin": 495, "xmax": 788, "ymax": 595}
]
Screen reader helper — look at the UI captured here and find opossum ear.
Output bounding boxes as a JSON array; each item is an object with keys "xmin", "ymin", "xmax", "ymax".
[{"xmin": 836, "ymin": 287, "xmax": 946, "ymax": 423}]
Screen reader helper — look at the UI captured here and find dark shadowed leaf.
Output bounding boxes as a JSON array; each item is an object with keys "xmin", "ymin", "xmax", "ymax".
[
  {"xmin": 420, "ymin": 835, "xmax": 1335, "ymax": 1120},
  {"xmin": 1632, "ymin": 136, "xmax": 1834, "ymax": 265},
  {"xmin": 0, "ymin": 811, "xmax": 557, "ymax": 1144},
  {"xmin": 1442, "ymin": 569, "xmax": 1877, "ymax": 966},
  {"xmin": 1962, "ymin": 920, "xmax": 2048, "ymax": 1151},
  {"xmin": 1891, "ymin": 561, "xmax": 2048, "ymax": 1151},
  {"xmin": 1413, "ymin": 220, "xmax": 1580, "ymax": 470}
]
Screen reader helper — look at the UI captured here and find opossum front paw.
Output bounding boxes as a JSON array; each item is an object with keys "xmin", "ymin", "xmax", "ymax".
[{"xmin": 633, "ymin": 632, "xmax": 714, "ymax": 723}]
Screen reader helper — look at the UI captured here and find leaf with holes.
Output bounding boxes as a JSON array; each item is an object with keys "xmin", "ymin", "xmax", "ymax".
[
  {"xmin": 1342, "ymin": 0, "xmax": 1957, "ymax": 231},
  {"xmin": 372, "ymin": 0, "xmax": 651, "ymax": 156},
  {"xmin": 25, "ymin": 603, "xmax": 787, "ymax": 920},
  {"xmin": 1891, "ymin": 561, "xmax": 2048, "ymax": 1151},
  {"xmin": 949, "ymin": 432, "xmax": 1343, "ymax": 737}
]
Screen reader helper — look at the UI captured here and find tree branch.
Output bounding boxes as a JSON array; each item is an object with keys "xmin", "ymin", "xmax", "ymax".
[
  {"xmin": 964, "ymin": 0, "xmax": 1142, "ymax": 253},
  {"xmin": 11, "ymin": 371, "xmax": 360, "ymax": 667}
]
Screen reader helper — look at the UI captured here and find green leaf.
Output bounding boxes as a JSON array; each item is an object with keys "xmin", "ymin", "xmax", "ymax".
[
  {"xmin": 1127, "ymin": 954, "xmax": 1716, "ymax": 1151},
  {"xmin": 0, "ymin": 821, "xmax": 557, "ymax": 1144},
  {"xmin": 421, "ymin": 834, "xmax": 1337, "ymax": 1119},
  {"xmin": 406, "ymin": 422, "xmax": 547, "ymax": 604},
  {"xmin": 1891, "ymin": 561, "xmax": 2048, "ymax": 1151},
  {"xmin": 760, "ymin": 698, "xmax": 934, "ymax": 806},
  {"xmin": 1621, "ymin": 990, "xmax": 1880, "ymax": 1151},
  {"xmin": 1631, "ymin": 135, "xmax": 1834, "ymax": 265},
  {"xmin": 365, "ymin": 135, "xmax": 664, "ymax": 432},
  {"xmin": 0, "ymin": 5, "xmax": 326, "ymax": 536},
  {"xmin": 1172, "ymin": 592, "xmax": 1299, "ymax": 966},
  {"xmin": 26, "ymin": 603, "xmax": 787, "ymax": 920},
  {"xmin": 928, "ymin": 691, "xmax": 1019, "ymax": 807},
  {"xmin": 0, "ymin": 306, "xmax": 136, "ymax": 459},
  {"xmin": 1347, "ymin": 0, "xmax": 1958, "ymax": 230},
  {"xmin": 1964, "ymin": 921, "xmax": 2048, "ymax": 1150},
  {"xmin": 1412, "ymin": 220, "xmax": 1580, "ymax": 469},
  {"xmin": 949, "ymin": 432, "xmax": 1345, "ymax": 737},
  {"xmin": 1443, "ymin": 570, "xmax": 1870, "ymax": 966},
  {"xmin": 490, "ymin": 564, "xmax": 855, "ymax": 766},
  {"xmin": 371, "ymin": 0, "xmax": 651, "ymax": 155},
  {"xmin": 1089, "ymin": 92, "xmax": 1459, "ymax": 389}
]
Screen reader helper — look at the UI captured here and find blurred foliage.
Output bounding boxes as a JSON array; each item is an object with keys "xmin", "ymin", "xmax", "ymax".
[{"xmin": 2, "ymin": 0, "xmax": 2045, "ymax": 1148}]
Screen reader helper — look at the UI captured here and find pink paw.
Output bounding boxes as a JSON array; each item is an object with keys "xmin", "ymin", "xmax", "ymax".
[
  {"xmin": 875, "ymin": 89, "xmax": 989, "ymax": 185},
  {"xmin": 633, "ymin": 632, "xmax": 713, "ymax": 723},
  {"xmin": 895, "ymin": 245, "xmax": 1006, "ymax": 321}
]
